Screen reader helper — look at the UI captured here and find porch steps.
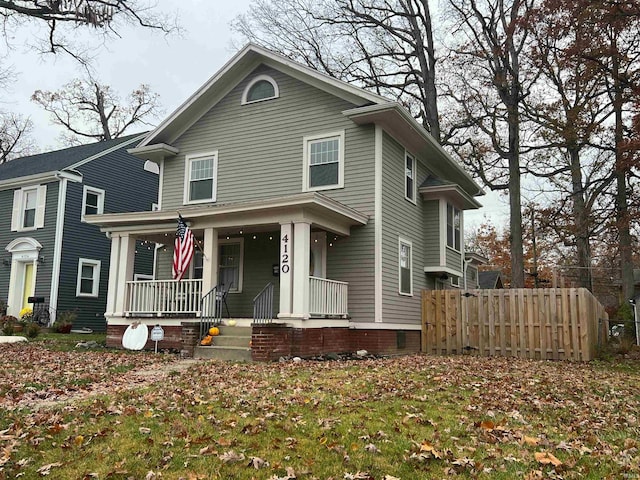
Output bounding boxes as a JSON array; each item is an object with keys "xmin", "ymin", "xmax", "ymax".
[{"xmin": 194, "ymin": 326, "xmax": 252, "ymax": 362}]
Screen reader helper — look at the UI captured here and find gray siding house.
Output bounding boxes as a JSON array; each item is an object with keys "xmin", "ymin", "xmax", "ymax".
[
  {"xmin": 89, "ymin": 44, "xmax": 484, "ymax": 358},
  {"xmin": 0, "ymin": 135, "xmax": 158, "ymax": 331}
]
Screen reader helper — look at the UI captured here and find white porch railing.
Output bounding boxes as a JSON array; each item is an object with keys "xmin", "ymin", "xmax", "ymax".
[
  {"xmin": 125, "ymin": 279, "xmax": 203, "ymax": 316},
  {"xmin": 309, "ymin": 276, "xmax": 348, "ymax": 317}
]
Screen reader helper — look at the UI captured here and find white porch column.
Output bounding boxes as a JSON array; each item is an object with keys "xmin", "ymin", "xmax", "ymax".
[
  {"xmin": 113, "ymin": 234, "xmax": 136, "ymax": 317},
  {"xmin": 292, "ymin": 221, "xmax": 311, "ymax": 319},
  {"xmin": 105, "ymin": 234, "xmax": 121, "ymax": 317},
  {"xmin": 278, "ymin": 222, "xmax": 294, "ymax": 318},
  {"xmin": 202, "ymin": 227, "xmax": 219, "ymax": 294}
]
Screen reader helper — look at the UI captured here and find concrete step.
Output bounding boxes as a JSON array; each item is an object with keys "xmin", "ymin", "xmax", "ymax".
[
  {"xmin": 194, "ymin": 345, "xmax": 252, "ymax": 362},
  {"xmin": 217, "ymin": 325, "xmax": 252, "ymax": 336},
  {"xmin": 212, "ymin": 335, "xmax": 252, "ymax": 348}
]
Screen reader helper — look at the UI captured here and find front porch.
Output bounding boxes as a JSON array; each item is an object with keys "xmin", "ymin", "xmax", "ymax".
[{"xmin": 123, "ymin": 276, "xmax": 349, "ymax": 320}]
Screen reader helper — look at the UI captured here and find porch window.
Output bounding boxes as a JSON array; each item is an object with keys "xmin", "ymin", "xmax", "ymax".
[
  {"xmin": 447, "ymin": 204, "xmax": 461, "ymax": 251},
  {"xmin": 398, "ymin": 237, "xmax": 413, "ymax": 296},
  {"xmin": 11, "ymin": 185, "xmax": 46, "ymax": 232},
  {"xmin": 76, "ymin": 258, "xmax": 101, "ymax": 298},
  {"xmin": 303, "ymin": 131, "xmax": 344, "ymax": 191},
  {"xmin": 218, "ymin": 239, "xmax": 244, "ymax": 292},
  {"xmin": 241, "ymin": 74, "xmax": 279, "ymax": 104},
  {"xmin": 82, "ymin": 185, "xmax": 105, "ymax": 220},
  {"xmin": 185, "ymin": 152, "xmax": 218, "ymax": 203},
  {"xmin": 405, "ymin": 152, "xmax": 416, "ymax": 203}
]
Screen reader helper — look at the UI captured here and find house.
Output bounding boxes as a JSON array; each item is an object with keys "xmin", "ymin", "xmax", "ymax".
[
  {"xmin": 87, "ymin": 44, "xmax": 484, "ymax": 359},
  {"xmin": 0, "ymin": 134, "xmax": 158, "ymax": 330},
  {"xmin": 478, "ymin": 271, "xmax": 505, "ymax": 289},
  {"xmin": 464, "ymin": 252, "xmax": 489, "ymax": 289}
]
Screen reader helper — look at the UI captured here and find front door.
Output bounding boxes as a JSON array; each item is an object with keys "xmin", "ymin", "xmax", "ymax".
[
  {"xmin": 22, "ymin": 263, "xmax": 34, "ymax": 310},
  {"xmin": 310, "ymin": 232, "xmax": 327, "ymax": 278}
]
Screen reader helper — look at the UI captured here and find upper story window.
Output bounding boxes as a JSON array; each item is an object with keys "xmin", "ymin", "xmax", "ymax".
[
  {"xmin": 447, "ymin": 204, "xmax": 461, "ymax": 251},
  {"xmin": 302, "ymin": 131, "xmax": 345, "ymax": 191},
  {"xmin": 184, "ymin": 151, "xmax": 218, "ymax": 204},
  {"xmin": 399, "ymin": 237, "xmax": 413, "ymax": 296},
  {"xmin": 241, "ymin": 74, "xmax": 279, "ymax": 104},
  {"xmin": 405, "ymin": 152, "xmax": 416, "ymax": 203},
  {"xmin": 11, "ymin": 185, "xmax": 46, "ymax": 232},
  {"xmin": 82, "ymin": 186, "xmax": 105, "ymax": 221},
  {"xmin": 76, "ymin": 258, "xmax": 101, "ymax": 298}
]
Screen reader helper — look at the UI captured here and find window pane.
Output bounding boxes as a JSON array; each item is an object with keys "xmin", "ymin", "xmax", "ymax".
[
  {"xmin": 247, "ymin": 80, "xmax": 275, "ymax": 102},
  {"xmin": 219, "ymin": 243, "xmax": 240, "ymax": 288},
  {"xmin": 406, "ymin": 176, "xmax": 413, "ymax": 200},
  {"xmin": 191, "ymin": 158, "xmax": 213, "ymax": 181},
  {"xmin": 80, "ymin": 278, "xmax": 94, "ymax": 294},
  {"xmin": 81, "ymin": 264, "xmax": 94, "ymax": 278},
  {"xmin": 23, "ymin": 209, "xmax": 35, "ymax": 228},
  {"xmin": 24, "ymin": 190, "xmax": 37, "ymax": 209},
  {"xmin": 310, "ymin": 139, "xmax": 339, "ymax": 165},
  {"xmin": 400, "ymin": 267, "xmax": 411, "ymax": 294},
  {"xmin": 190, "ymin": 179, "xmax": 213, "ymax": 201},
  {"xmin": 310, "ymin": 163, "xmax": 339, "ymax": 187}
]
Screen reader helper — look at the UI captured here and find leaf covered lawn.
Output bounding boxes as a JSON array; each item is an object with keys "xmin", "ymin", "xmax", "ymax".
[{"xmin": 1, "ymin": 342, "xmax": 639, "ymax": 479}]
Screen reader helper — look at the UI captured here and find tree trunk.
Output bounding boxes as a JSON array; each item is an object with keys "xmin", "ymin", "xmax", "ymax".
[
  {"xmin": 507, "ymin": 104, "xmax": 525, "ymax": 288},
  {"xmin": 569, "ymin": 147, "xmax": 592, "ymax": 290},
  {"xmin": 612, "ymin": 53, "xmax": 634, "ymax": 300}
]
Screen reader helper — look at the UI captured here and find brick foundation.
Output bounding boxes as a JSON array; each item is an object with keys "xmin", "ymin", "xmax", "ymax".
[
  {"xmin": 107, "ymin": 322, "xmax": 421, "ymax": 360},
  {"xmin": 251, "ymin": 326, "xmax": 421, "ymax": 362}
]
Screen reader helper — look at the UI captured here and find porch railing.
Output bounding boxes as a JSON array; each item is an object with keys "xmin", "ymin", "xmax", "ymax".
[
  {"xmin": 199, "ymin": 285, "xmax": 223, "ymax": 339},
  {"xmin": 309, "ymin": 276, "xmax": 348, "ymax": 317},
  {"xmin": 125, "ymin": 279, "xmax": 202, "ymax": 316},
  {"xmin": 253, "ymin": 283, "xmax": 274, "ymax": 324}
]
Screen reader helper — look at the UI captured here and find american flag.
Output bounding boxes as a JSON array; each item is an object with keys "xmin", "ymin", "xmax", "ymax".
[{"xmin": 172, "ymin": 215, "xmax": 194, "ymax": 280}]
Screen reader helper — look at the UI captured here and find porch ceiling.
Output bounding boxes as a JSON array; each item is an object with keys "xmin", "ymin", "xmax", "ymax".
[{"xmin": 85, "ymin": 192, "xmax": 369, "ymax": 238}]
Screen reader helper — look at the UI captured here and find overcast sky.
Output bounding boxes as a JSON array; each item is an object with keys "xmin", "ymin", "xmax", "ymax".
[{"xmin": 2, "ymin": 0, "xmax": 507, "ymax": 228}]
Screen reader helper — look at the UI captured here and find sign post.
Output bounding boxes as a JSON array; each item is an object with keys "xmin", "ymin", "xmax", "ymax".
[{"xmin": 150, "ymin": 324, "xmax": 164, "ymax": 353}]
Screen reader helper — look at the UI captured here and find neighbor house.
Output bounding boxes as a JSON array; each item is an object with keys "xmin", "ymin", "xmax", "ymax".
[
  {"xmin": 0, "ymin": 134, "xmax": 158, "ymax": 330},
  {"xmin": 87, "ymin": 44, "xmax": 484, "ymax": 359}
]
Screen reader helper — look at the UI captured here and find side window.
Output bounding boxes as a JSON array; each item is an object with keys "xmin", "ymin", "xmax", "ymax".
[
  {"xmin": 398, "ymin": 237, "xmax": 413, "ymax": 296},
  {"xmin": 241, "ymin": 75, "xmax": 279, "ymax": 104},
  {"xmin": 447, "ymin": 204, "xmax": 461, "ymax": 251},
  {"xmin": 185, "ymin": 152, "xmax": 218, "ymax": 204},
  {"xmin": 405, "ymin": 153, "xmax": 416, "ymax": 203},
  {"xmin": 82, "ymin": 186, "xmax": 105, "ymax": 220},
  {"xmin": 76, "ymin": 258, "xmax": 101, "ymax": 297},
  {"xmin": 11, "ymin": 185, "xmax": 46, "ymax": 232},
  {"xmin": 302, "ymin": 131, "xmax": 345, "ymax": 191}
]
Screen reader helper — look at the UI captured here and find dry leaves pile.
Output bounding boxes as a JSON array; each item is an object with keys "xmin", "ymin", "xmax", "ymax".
[{"xmin": 0, "ymin": 343, "xmax": 639, "ymax": 479}]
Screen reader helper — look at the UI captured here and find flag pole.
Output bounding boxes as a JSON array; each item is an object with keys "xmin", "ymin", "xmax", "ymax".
[{"xmin": 177, "ymin": 210, "xmax": 208, "ymax": 260}]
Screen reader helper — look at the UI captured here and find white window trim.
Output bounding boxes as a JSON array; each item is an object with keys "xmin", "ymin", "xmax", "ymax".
[
  {"xmin": 446, "ymin": 203, "xmax": 462, "ymax": 253},
  {"xmin": 219, "ymin": 237, "xmax": 244, "ymax": 293},
  {"xmin": 405, "ymin": 151, "xmax": 417, "ymax": 204},
  {"xmin": 241, "ymin": 74, "xmax": 279, "ymax": 105},
  {"xmin": 11, "ymin": 185, "xmax": 46, "ymax": 232},
  {"xmin": 398, "ymin": 236, "xmax": 413, "ymax": 297},
  {"xmin": 183, "ymin": 151, "xmax": 219, "ymax": 205},
  {"xmin": 76, "ymin": 258, "xmax": 101, "ymax": 298},
  {"xmin": 302, "ymin": 130, "xmax": 345, "ymax": 192},
  {"xmin": 81, "ymin": 185, "xmax": 105, "ymax": 221}
]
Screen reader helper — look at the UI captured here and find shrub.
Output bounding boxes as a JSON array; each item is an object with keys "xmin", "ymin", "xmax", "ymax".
[
  {"xmin": 53, "ymin": 310, "xmax": 77, "ymax": 333},
  {"xmin": 25, "ymin": 322, "xmax": 40, "ymax": 339},
  {"xmin": 1, "ymin": 315, "xmax": 18, "ymax": 335}
]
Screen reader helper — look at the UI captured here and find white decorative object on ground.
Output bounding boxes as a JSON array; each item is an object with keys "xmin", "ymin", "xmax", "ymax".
[
  {"xmin": 122, "ymin": 322, "xmax": 148, "ymax": 350},
  {"xmin": 0, "ymin": 336, "xmax": 28, "ymax": 343}
]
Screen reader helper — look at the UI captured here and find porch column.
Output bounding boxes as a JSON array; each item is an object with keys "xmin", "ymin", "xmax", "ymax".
[
  {"xmin": 292, "ymin": 221, "xmax": 311, "ymax": 319},
  {"xmin": 105, "ymin": 234, "xmax": 121, "ymax": 317},
  {"xmin": 278, "ymin": 222, "xmax": 293, "ymax": 318},
  {"xmin": 113, "ymin": 234, "xmax": 136, "ymax": 317},
  {"xmin": 202, "ymin": 227, "xmax": 219, "ymax": 295}
]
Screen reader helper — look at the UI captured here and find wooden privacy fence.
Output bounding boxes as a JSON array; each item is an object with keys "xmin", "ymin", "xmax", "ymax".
[{"xmin": 422, "ymin": 288, "xmax": 609, "ymax": 361}]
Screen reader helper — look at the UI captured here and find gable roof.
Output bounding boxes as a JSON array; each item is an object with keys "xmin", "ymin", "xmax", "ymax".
[
  {"xmin": 138, "ymin": 43, "xmax": 389, "ymax": 148},
  {"xmin": 478, "ymin": 271, "xmax": 504, "ymax": 289},
  {"xmin": 0, "ymin": 133, "xmax": 146, "ymax": 185}
]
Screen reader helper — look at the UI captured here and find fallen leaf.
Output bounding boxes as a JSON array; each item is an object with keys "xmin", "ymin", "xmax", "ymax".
[
  {"xmin": 37, "ymin": 462, "xmax": 63, "ymax": 476},
  {"xmin": 534, "ymin": 451, "xmax": 562, "ymax": 467}
]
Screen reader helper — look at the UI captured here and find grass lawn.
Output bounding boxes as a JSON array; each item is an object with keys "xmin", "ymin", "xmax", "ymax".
[{"xmin": 0, "ymin": 336, "xmax": 639, "ymax": 479}]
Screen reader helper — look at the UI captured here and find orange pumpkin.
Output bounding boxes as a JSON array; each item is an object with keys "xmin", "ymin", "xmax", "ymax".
[
  {"xmin": 208, "ymin": 327, "xmax": 220, "ymax": 336},
  {"xmin": 200, "ymin": 335, "xmax": 213, "ymax": 346}
]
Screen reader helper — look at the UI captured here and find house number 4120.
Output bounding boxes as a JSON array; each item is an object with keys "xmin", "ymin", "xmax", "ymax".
[{"xmin": 281, "ymin": 234, "xmax": 290, "ymax": 273}]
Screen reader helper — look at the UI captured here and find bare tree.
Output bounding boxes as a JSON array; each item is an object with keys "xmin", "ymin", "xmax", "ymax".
[
  {"xmin": 0, "ymin": 112, "xmax": 34, "ymax": 163},
  {"xmin": 444, "ymin": 0, "xmax": 535, "ymax": 288},
  {"xmin": 0, "ymin": 0, "xmax": 177, "ymax": 60},
  {"xmin": 32, "ymin": 75, "xmax": 162, "ymax": 144},
  {"xmin": 233, "ymin": 0, "xmax": 442, "ymax": 141}
]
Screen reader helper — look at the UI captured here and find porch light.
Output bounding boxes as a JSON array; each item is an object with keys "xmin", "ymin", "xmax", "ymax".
[
  {"xmin": 253, "ymin": 235, "xmax": 257, "ymax": 240},
  {"xmin": 239, "ymin": 230, "xmax": 243, "ymax": 234},
  {"xmin": 269, "ymin": 236, "xmax": 273, "ymax": 240},
  {"xmin": 329, "ymin": 243, "xmax": 333, "ymax": 247}
]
